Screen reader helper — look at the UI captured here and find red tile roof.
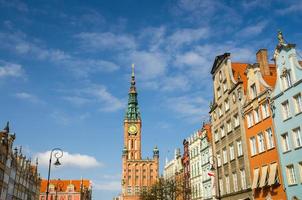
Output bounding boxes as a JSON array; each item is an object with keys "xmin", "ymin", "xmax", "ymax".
[
  {"xmin": 231, "ymin": 62, "xmax": 249, "ymax": 94},
  {"xmin": 262, "ymin": 63, "xmax": 277, "ymax": 88},
  {"xmin": 40, "ymin": 179, "xmax": 91, "ymax": 193}
]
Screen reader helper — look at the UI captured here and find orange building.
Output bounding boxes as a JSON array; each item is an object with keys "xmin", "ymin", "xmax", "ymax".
[
  {"xmin": 39, "ymin": 179, "xmax": 92, "ymax": 200},
  {"xmin": 121, "ymin": 65, "xmax": 159, "ymax": 200},
  {"xmin": 243, "ymin": 49, "xmax": 287, "ymax": 200}
]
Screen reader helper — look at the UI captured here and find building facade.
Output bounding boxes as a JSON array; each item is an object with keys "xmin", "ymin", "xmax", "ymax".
[
  {"xmin": 188, "ymin": 131, "xmax": 203, "ymax": 200},
  {"xmin": 39, "ymin": 179, "xmax": 92, "ymax": 200},
  {"xmin": 199, "ymin": 123, "xmax": 214, "ymax": 200},
  {"xmin": 0, "ymin": 122, "xmax": 41, "ymax": 200},
  {"xmin": 121, "ymin": 65, "xmax": 159, "ymax": 200},
  {"xmin": 271, "ymin": 32, "xmax": 302, "ymax": 200},
  {"xmin": 182, "ymin": 139, "xmax": 190, "ymax": 200},
  {"xmin": 209, "ymin": 53, "xmax": 253, "ymax": 199},
  {"xmin": 243, "ymin": 49, "xmax": 287, "ymax": 200},
  {"xmin": 163, "ymin": 148, "xmax": 184, "ymax": 200},
  {"xmin": 163, "ymin": 149, "xmax": 183, "ymax": 181}
]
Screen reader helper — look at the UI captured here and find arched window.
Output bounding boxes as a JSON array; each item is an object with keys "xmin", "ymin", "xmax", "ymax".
[{"xmin": 67, "ymin": 184, "xmax": 74, "ymax": 192}]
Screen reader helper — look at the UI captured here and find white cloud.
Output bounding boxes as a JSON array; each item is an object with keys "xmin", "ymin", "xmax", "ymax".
[
  {"xmin": 0, "ymin": 61, "xmax": 24, "ymax": 78},
  {"xmin": 130, "ymin": 51, "xmax": 167, "ymax": 80},
  {"xmin": 84, "ymin": 85, "xmax": 124, "ymax": 112},
  {"xmin": 35, "ymin": 151, "xmax": 102, "ymax": 169},
  {"xmin": 14, "ymin": 92, "xmax": 43, "ymax": 103},
  {"xmin": 165, "ymin": 94, "xmax": 209, "ymax": 122},
  {"xmin": 0, "ymin": 31, "xmax": 119, "ymax": 77},
  {"xmin": 175, "ymin": 51, "xmax": 207, "ymax": 67},
  {"xmin": 276, "ymin": 2, "xmax": 302, "ymax": 15},
  {"xmin": 236, "ymin": 21, "xmax": 268, "ymax": 38},
  {"xmin": 0, "ymin": 0, "xmax": 29, "ymax": 12},
  {"xmin": 161, "ymin": 75, "xmax": 190, "ymax": 91},
  {"xmin": 168, "ymin": 27, "xmax": 209, "ymax": 48},
  {"xmin": 75, "ymin": 32, "xmax": 136, "ymax": 51},
  {"xmin": 63, "ymin": 84, "xmax": 124, "ymax": 112}
]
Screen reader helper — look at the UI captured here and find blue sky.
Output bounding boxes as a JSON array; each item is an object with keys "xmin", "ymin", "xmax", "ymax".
[{"xmin": 0, "ymin": 0, "xmax": 302, "ymax": 199}]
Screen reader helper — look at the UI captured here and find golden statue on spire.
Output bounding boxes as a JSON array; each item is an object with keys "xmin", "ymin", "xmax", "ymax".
[{"xmin": 277, "ymin": 30, "xmax": 286, "ymax": 45}]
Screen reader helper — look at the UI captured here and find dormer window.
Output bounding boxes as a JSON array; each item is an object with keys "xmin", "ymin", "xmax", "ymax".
[
  {"xmin": 281, "ymin": 68, "xmax": 292, "ymax": 90},
  {"xmin": 67, "ymin": 184, "xmax": 74, "ymax": 192},
  {"xmin": 250, "ymin": 84, "xmax": 257, "ymax": 99},
  {"xmin": 49, "ymin": 184, "xmax": 55, "ymax": 192}
]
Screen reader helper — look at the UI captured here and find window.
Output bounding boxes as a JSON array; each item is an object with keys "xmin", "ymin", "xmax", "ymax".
[
  {"xmin": 223, "ymin": 81, "xmax": 227, "ymax": 92},
  {"xmin": 219, "ymin": 105, "xmax": 223, "ymax": 117},
  {"xmin": 135, "ymin": 186, "xmax": 140, "ymax": 194},
  {"xmin": 251, "ymin": 84, "xmax": 257, "ymax": 99},
  {"xmin": 225, "ymin": 99, "xmax": 230, "ymax": 111},
  {"xmin": 282, "ymin": 71, "xmax": 292, "ymax": 89},
  {"xmin": 240, "ymin": 169, "xmax": 246, "ymax": 190},
  {"xmin": 293, "ymin": 94, "xmax": 302, "ymax": 113},
  {"xmin": 233, "ymin": 173, "xmax": 238, "ymax": 192},
  {"xmin": 262, "ymin": 102, "xmax": 270, "ymax": 119},
  {"xmin": 217, "ymin": 154, "xmax": 221, "ymax": 167},
  {"xmin": 254, "ymin": 108, "xmax": 260, "ymax": 124},
  {"xmin": 257, "ymin": 133, "xmax": 266, "ymax": 153},
  {"xmin": 234, "ymin": 114, "xmax": 240, "ymax": 128},
  {"xmin": 237, "ymin": 140, "xmax": 243, "ymax": 156},
  {"xmin": 281, "ymin": 133, "xmax": 290, "ymax": 152},
  {"xmin": 217, "ymin": 87, "xmax": 221, "ymax": 98},
  {"xmin": 299, "ymin": 162, "xmax": 302, "ymax": 182},
  {"xmin": 219, "ymin": 179, "xmax": 224, "ymax": 195},
  {"xmin": 282, "ymin": 101, "xmax": 291, "ymax": 120},
  {"xmin": 265, "ymin": 128, "xmax": 275, "ymax": 149},
  {"xmin": 225, "ymin": 176, "xmax": 230, "ymax": 194},
  {"xmin": 250, "ymin": 137, "xmax": 257, "ymax": 156},
  {"xmin": 247, "ymin": 112, "xmax": 254, "ymax": 128},
  {"xmin": 293, "ymin": 127, "xmax": 302, "ymax": 148},
  {"xmin": 220, "ymin": 126, "xmax": 225, "ymax": 138},
  {"xmin": 227, "ymin": 120, "xmax": 232, "ymax": 133},
  {"xmin": 286, "ymin": 165, "xmax": 296, "ymax": 185},
  {"xmin": 214, "ymin": 130, "xmax": 219, "ymax": 142},
  {"xmin": 223, "ymin": 148, "xmax": 227, "ymax": 164},
  {"xmin": 229, "ymin": 144, "xmax": 235, "ymax": 160},
  {"xmin": 127, "ymin": 186, "xmax": 132, "ymax": 194}
]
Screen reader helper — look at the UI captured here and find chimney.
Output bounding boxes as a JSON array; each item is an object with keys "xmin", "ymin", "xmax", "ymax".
[{"xmin": 256, "ymin": 49, "xmax": 270, "ymax": 76}]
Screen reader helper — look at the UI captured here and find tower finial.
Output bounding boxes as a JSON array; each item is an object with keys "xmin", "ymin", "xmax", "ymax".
[
  {"xmin": 132, "ymin": 63, "xmax": 135, "ymax": 77},
  {"xmin": 277, "ymin": 30, "xmax": 286, "ymax": 45},
  {"xmin": 4, "ymin": 121, "xmax": 9, "ymax": 133}
]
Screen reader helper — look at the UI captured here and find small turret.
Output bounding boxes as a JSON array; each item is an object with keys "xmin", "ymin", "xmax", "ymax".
[
  {"xmin": 4, "ymin": 121, "xmax": 9, "ymax": 133},
  {"xmin": 153, "ymin": 146, "xmax": 159, "ymax": 159}
]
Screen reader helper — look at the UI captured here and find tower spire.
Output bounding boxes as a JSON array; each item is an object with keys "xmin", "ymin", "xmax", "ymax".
[{"xmin": 125, "ymin": 64, "xmax": 141, "ymax": 120}]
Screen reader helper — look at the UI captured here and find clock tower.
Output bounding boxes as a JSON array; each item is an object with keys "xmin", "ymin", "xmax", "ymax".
[
  {"xmin": 124, "ymin": 64, "xmax": 142, "ymax": 160},
  {"xmin": 121, "ymin": 64, "xmax": 159, "ymax": 200}
]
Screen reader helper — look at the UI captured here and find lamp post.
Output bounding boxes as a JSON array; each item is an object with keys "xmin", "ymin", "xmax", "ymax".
[
  {"xmin": 46, "ymin": 148, "xmax": 63, "ymax": 200},
  {"xmin": 209, "ymin": 155, "xmax": 221, "ymax": 200},
  {"xmin": 55, "ymin": 178, "xmax": 64, "ymax": 200}
]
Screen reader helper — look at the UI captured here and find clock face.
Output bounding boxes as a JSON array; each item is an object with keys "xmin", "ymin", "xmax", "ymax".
[{"xmin": 128, "ymin": 124, "xmax": 138, "ymax": 135}]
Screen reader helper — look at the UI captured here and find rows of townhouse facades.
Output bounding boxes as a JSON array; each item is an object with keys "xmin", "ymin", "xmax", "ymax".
[{"xmin": 163, "ymin": 31, "xmax": 302, "ymax": 200}]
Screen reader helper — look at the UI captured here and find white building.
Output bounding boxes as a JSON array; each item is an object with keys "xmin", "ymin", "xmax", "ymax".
[
  {"xmin": 188, "ymin": 131, "xmax": 203, "ymax": 200},
  {"xmin": 163, "ymin": 148, "xmax": 183, "ymax": 181}
]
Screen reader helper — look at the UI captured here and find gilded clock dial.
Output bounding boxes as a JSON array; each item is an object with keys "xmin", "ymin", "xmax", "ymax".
[{"xmin": 128, "ymin": 124, "xmax": 138, "ymax": 135}]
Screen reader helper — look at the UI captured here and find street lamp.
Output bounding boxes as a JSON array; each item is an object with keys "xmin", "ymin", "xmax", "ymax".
[
  {"xmin": 46, "ymin": 148, "xmax": 63, "ymax": 200},
  {"xmin": 55, "ymin": 178, "xmax": 64, "ymax": 200},
  {"xmin": 209, "ymin": 155, "xmax": 221, "ymax": 200}
]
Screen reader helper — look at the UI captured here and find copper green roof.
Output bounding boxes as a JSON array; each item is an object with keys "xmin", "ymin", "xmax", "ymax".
[{"xmin": 125, "ymin": 64, "xmax": 141, "ymax": 120}]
